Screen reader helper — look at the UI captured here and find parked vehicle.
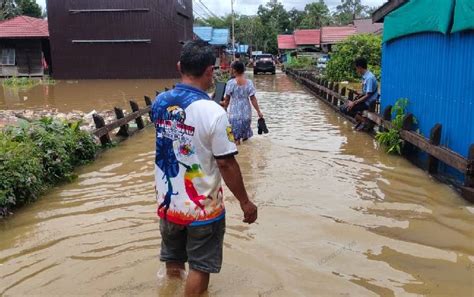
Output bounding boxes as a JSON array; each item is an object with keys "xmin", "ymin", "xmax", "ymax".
[
  {"xmin": 316, "ymin": 55, "xmax": 330, "ymax": 70},
  {"xmin": 254, "ymin": 54, "xmax": 276, "ymax": 75}
]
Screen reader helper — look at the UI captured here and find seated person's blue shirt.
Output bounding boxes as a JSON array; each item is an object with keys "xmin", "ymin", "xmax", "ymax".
[{"xmin": 362, "ymin": 71, "xmax": 379, "ymax": 107}]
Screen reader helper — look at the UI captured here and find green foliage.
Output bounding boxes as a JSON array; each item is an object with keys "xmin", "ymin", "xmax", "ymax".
[
  {"xmin": 213, "ymin": 70, "xmax": 230, "ymax": 83},
  {"xmin": 299, "ymin": 1, "xmax": 331, "ymax": 29},
  {"xmin": 16, "ymin": 0, "xmax": 42, "ymax": 18},
  {"xmin": 0, "ymin": 0, "xmax": 43, "ymax": 20},
  {"xmin": 3, "ymin": 76, "xmax": 39, "ymax": 88},
  {"xmin": 375, "ymin": 99, "xmax": 415, "ymax": 155},
  {"xmin": 332, "ymin": 0, "xmax": 370, "ymax": 25},
  {"xmin": 0, "ymin": 118, "xmax": 98, "ymax": 215},
  {"xmin": 325, "ymin": 34, "xmax": 382, "ymax": 82},
  {"xmin": 286, "ymin": 56, "xmax": 314, "ymax": 70}
]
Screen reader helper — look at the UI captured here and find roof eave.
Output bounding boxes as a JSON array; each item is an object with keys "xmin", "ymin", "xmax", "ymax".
[{"xmin": 372, "ymin": 0, "xmax": 408, "ymax": 23}]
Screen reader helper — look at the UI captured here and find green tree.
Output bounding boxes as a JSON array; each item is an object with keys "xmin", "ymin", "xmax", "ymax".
[
  {"xmin": 325, "ymin": 34, "xmax": 382, "ymax": 82},
  {"xmin": 16, "ymin": 0, "xmax": 42, "ymax": 18},
  {"xmin": 333, "ymin": 0, "xmax": 369, "ymax": 25},
  {"xmin": 257, "ymin": 0, "xmax": 290, "ymax": 33},
  {"xmin": 288, "ymin": 8, "xmax": 305, "ymax": 31},
  {"xmin": 0, "ymin": 0, "xmax": 20, "ymax": 20},
  {"xmin": 299, "ymin": 0, "xmax": 331, "ymax": 29}
]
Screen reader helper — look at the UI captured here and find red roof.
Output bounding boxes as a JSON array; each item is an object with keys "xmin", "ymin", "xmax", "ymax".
[
  {"xmin": 277, "ymin": 34, "xmax": 297, "ymax": 49},
  {"xmin": 0, "ymin": 16, "xmax": 49, "ymax": 38},
  {"xmin": 321, "ymin": 26, "xmax": 357, "ymax": 44},
  {"xmin": 294, "ymin": 29, "xmax": 321, "ymax": 46}
]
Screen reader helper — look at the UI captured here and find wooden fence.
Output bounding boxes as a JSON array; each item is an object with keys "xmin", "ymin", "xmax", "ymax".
[
  {"xmin": 286, "ymin": 69, "xmax": 474, "ymax": 203},
  {"xmin": 92, "ymin": 94, "xmax": 157, "ymax": 146}
]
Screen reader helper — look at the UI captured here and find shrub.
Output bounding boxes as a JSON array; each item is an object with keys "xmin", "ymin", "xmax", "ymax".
[
  {"xmin": 0, "ymin": 118, "xmax": 98, "ymax": 215},
  {"xmin": 375, "ymin": 98, "xmax": 417, "ymax": 155},
  {"xmin": 286, "ymin": 56, "xmax": 314, "ymax": 70},
  {"xmin": 325, "ymin": 34, "xmax": 382, "ymax": 82}
]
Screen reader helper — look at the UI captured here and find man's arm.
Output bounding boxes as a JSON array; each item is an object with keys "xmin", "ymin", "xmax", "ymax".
[{"xmin": 216, "ymin": 156, "xmax": 257, "ymax": 224}]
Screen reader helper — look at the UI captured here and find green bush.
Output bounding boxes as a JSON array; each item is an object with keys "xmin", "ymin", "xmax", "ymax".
[
  {"xmin": 0, "ymin": 118, "xmax": 98, "ymax": 216},
  {"xmin": 286, "ymin": 56, "xmax": 314, "ymax": 70},
  {"xmin": 2, "ymin": 76, "xmax": 39, "ymax": 88},
  {"xmin": 325, "ymin": 34, "xmax": 382, "ymax": 82},
  {"xmin": 376, "ymin": 98, "xmax": 417, "ymax": 155}
]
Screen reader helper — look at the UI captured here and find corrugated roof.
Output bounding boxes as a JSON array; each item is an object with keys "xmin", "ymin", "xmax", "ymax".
[
  {"xmin": 193, "ymin": 26, "xmax": 213, "ymax": 42},
  {"xmin": 353, "ymin": 18, "xmax": 384, "ymax": 34},
  {"xmin": 0, "ymin": 16, "xmax": 49, "ymax": 38},
  {"xmin": 321, "ymin": 26, "xmax": 357, "ymax": 44},
  {"xmin": 193, "ymin": 27, "xmax": 229, "ymax": 46},
  {"xmin": 210, "ymin": 28, "xmax": 229, "ymax": 45},
  {"xmin": 277, "ymin": 34, "xmax": 297, "ymax": 49},
  {"xmin": 294, "ymin": 29, "xmax": 321, "ymax": 45}
]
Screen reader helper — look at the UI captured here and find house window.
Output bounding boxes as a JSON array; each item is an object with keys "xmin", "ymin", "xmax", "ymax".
[{"xmin": 1, "ymin": 48, "xmax": 15, "ymax": 65}]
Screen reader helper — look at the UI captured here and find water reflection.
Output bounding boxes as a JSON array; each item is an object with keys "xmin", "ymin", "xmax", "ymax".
[{"xmin": 0, "ymin": 79, "xmax": 177, "ymax": 112}]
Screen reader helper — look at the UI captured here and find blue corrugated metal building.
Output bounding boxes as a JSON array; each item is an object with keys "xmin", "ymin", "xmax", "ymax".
[{"xmin": 374, "ymin": 0, "xmax": 474, "ymax": 179}]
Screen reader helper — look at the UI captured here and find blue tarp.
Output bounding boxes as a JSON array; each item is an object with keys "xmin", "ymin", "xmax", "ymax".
[{"xmin": 193, "ymin": 27, "xmax": 229, "ymax": 46}]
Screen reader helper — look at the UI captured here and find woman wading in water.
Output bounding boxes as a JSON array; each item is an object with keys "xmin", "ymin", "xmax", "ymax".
[{"xmin": 223, "ymin": 62, "xmax": 264, "ymax": 144}]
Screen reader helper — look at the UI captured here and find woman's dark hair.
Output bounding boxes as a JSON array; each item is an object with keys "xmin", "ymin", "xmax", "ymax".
[
  {"xmin": 354, "ymin": 57, "xmax": 368, "ymax": 69},
  {"xmin": 231, "ymin": 61, "xmax": 245, "ymax": 74},
  {"xmin": 180, "ymin": 40, "xmax": 216, "ymax": 77}
]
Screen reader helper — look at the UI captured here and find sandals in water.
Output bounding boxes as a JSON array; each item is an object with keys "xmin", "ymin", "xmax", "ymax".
[{"xmin": 258, "ymin": 118, "xmax": 269, "ymax": 135}]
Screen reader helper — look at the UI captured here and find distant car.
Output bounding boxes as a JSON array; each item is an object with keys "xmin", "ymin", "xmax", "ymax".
[
  {"xmin": 254, "ymin": 54, "xmax": 276, "ymax": 75},
  {"xmin": 317, "ymin": 56, "xmax": 330, "ymax": 70}
]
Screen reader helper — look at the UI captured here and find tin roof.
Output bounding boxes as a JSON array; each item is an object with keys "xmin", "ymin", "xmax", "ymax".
[
  {"xmin": 193, "ymin": 27, "xmax": 229, "ymax": 46},
  {"xmin": 353, "ymin": 18, "xmax": 384, "ymax": 34},
  {"xmin": 0, "ymin": 16, "xmax": 49, "ymax": 38},
  {"xmin": 277, "ymin": 34, "xmax": 297, "ymax": 49},
  {"xmin": 321, "ymin": 26, "xmax": 357, "ymax": 44},
  {"xmin": 294, "ymin": 29, "xmax": 321, "ymax": 45}
]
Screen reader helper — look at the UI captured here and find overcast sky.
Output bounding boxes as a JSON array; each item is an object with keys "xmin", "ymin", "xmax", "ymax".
[{"xmin": 36, "ymin": 0, "xmax": 386, "ymax": 16}]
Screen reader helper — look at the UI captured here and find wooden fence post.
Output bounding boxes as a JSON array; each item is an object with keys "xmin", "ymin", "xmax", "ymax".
[
  {"xmin": 144, "ymin": 96, "xmax": 153, "ymax": 121},
  {"xmin": 333, "ymin": 84, "xmax": 339, "ymax": 106},
  {"xmin": 324, "ymin": 80, "xmax": 329, "ymax": 100},
  {"xmin": 328, "ymin": 82, "xmax": 334, "ymax": 102},
  {"xmin": 130, "ymin": 100, "xmax": 145, "ymax": 130},
  {"xmin": 348, "ymin": 89, "xmax": 354, "ymax": 102},
  {"xmin": 427, "ymin": 124, "xmax": 442, "ymax": 175},
  {"xmin": 380, "ymin": 105, "xmax": 392, "ymax": 132},
  {"xmin": 93, "ymin": 114, "xmax": 112, "ymax": 146},
  {"xmin": 463, "ymin": 144, "xmax": 474, "ymax": 202},
  {"xmin": 114, "ymin": 107, "xmax": 129, "ymax": 137},
  {"xmin": 402, "ymin": 113, "xmax": 415, "ymax": 156}
]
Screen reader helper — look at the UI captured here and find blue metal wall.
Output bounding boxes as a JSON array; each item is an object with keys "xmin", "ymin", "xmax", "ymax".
[{"xmin": 381, "ymin": 32, "xmax": 474, "ymax": 163}]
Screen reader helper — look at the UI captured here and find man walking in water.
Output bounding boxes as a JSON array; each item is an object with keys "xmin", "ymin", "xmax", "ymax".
[{"xmin": 151, "ymin": 40, "xmax": 258, "ymax": 297}]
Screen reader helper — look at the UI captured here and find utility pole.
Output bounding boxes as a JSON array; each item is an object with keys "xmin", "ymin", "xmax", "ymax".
[{"xmin": 231, "ymin": 0, "xmax": 236, "ymax": 61}]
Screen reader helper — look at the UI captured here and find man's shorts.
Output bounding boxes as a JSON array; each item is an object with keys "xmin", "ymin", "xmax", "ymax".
[
  {"xmin": 339, "ymin": 102, "xmax": 369, "ymax": 117},
  {"xmin": 159, "ymin": 218, "xmax": 226, "ymax": 274}
]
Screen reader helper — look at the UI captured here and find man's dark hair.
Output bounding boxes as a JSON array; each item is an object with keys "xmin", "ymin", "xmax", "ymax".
[
  {"xmin": 235, "ymin": 53, "xmax": 241, "ymax": 59},
  {"xmin": 231, "ymin": 61, "xmax": 245, "ymax": 75},
  {"xmin": 180, "ymin": 40, "xmax": 216, "ymax": 77},
  {"xmin": 355, "ymin": 57, "xmax": 368, "ymax": 69}
]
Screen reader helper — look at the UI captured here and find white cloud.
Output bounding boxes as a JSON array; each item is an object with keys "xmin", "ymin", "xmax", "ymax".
[{"xmin": 36, "ymin": 0, "xmax": 386, "ymax": 16}]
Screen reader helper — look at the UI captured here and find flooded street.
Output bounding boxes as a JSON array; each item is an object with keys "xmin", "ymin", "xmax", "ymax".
[
  {"xmin": 1, "ymin": 73, "xmax": 473, "ymax": 297},
  {"xmin": 0, "ymin": 79, "xmax": 177, "ymax": 112}
]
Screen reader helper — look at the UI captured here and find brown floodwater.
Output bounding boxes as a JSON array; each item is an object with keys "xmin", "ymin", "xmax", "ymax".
[
  {"xmin": 1, "ymin": 72, "xmax": 473, "ymax": 297},
  {"xmin": 0, "ymin": 79, "xmax": 177, "ymax": 112}
]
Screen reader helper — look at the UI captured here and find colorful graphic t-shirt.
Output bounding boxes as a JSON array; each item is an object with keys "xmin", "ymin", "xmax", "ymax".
[{"xmin": 151, "ymin": 83, "xmax": 238, "ymax": 226}]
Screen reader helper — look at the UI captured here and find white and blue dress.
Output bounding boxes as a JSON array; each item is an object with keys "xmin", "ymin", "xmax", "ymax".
[{"xmin": 225, "ymin": 78, "xmax": 256, "ymax": 140}]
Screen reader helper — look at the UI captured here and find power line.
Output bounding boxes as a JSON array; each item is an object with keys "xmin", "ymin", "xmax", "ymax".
[{"xmin": 197, "ymin": 0, "xmax": 223, "ymax": 20}]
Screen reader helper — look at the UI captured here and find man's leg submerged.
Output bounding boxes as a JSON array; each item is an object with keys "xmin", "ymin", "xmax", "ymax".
[
  {"xmin": 185, "ymin": 269, "xmax": 210, "ymax": 296},
  {"xmin": 166, "ymin": 262, "xmax": 186, "ymax": 278}
]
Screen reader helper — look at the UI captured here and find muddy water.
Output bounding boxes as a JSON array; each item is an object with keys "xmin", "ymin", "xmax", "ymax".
[
  {"xmin": 0, "ymin": 79, "xmax": 177, "ymax": 112},
  {"xmin": 1, "ymin": 73, "xmax": 473, "ymax": 297}
]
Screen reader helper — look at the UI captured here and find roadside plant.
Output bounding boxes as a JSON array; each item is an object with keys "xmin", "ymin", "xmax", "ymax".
[
  {"xmin": 0, "ymin": 118, "xmax": 98, "ymax": 216},
  {"xmin": 286, "ymin": 56, "xmax": 314, "ymax": 70},
  {"xmin": 375, "ymin": 98, "xmax": 416, "ymax": 155}
]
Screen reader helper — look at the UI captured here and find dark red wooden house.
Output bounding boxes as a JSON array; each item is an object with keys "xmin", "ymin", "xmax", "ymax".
[{"xmin": 47, "ymin": 0, "xmax": 193, "ymax": 79}]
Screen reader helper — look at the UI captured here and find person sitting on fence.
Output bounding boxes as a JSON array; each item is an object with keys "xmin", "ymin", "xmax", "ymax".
[{"xmin": 340, "ymin": 57, "xmax": 379, "ymax": 131}]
